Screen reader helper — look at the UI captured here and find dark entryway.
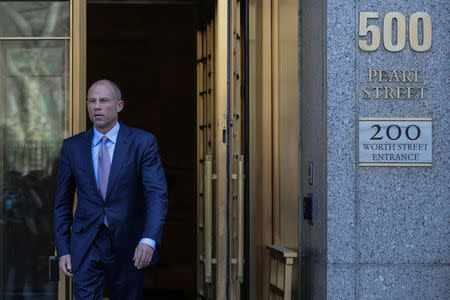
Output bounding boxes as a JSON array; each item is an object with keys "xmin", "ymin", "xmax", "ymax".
[{"xmin": 87, "ymin": 3, "xmax": 199, "ymax": 299}]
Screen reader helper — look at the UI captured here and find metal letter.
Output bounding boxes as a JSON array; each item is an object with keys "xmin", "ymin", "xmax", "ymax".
[
  {"xmin": 383, "ymin": 12, "xmax": 406, "ymax": 52},
  {"xmin": 358, "ymin": 12, "xmax": 380, "ymax": 51},
  {"xmin": 410, "ymin": 12, "xmax": 432, "ymax": 52}
]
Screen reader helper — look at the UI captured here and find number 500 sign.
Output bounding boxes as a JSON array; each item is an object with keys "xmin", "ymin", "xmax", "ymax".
[{"xmin": 359, "ymin": 12, "xmax": 432, "ymax": 52}]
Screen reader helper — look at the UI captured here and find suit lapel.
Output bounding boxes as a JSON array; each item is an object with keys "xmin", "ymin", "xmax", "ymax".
[
  {"xmin": 105, "ymin": 123, "xmax": 131, "ymax": 201},
  {"xmin": 84, "ymin": 128, "xmax": 104, "ymax": 202}
]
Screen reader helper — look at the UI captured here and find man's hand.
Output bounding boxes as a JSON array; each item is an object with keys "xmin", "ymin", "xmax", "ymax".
[
  {"xmin": 59, "ymin": 254, "xmax": 73, "ymax": 277},
  {"xmin": 133, "ymin": 243, "xmax": 154, "ymax": 269}
]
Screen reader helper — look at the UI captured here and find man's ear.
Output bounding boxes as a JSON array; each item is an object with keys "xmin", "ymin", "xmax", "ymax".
[{"xmin": 117, "ymin": 100, "xmax": 124, "ymax": 113}]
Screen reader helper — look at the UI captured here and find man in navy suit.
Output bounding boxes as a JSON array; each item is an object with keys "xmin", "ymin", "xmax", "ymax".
[{"xmin": 54, "ymin": 79, "xmax": 168, "ymax": 299}]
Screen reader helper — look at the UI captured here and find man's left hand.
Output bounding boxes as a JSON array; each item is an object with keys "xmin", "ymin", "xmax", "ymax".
[{"xmin": 133, "ymin": 243, "xmax": 154, "ymax": 269}]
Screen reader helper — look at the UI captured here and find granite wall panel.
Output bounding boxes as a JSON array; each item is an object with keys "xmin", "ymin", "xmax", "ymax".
[
  {"xmin": 358, "ymin": 265, "xmax": 450, "ymax": 299},
  {"xmin": 356, "ymin": 0, "xmax": 450, "ymax": 266},
  {"xmin": 358, "ymin": 168, "xmax": 449, "ymax": 264},
  {"xmin": 324, "ymin": 0, "xmax": 449, "ymax": 298},
  {"xmin": 327, "ymin": 266, "xmax": 356, "ymax": 300},
  {"xmin": 326, "ymin": 0, "xmax": 358, "ymax": 265},
  {"xmin": 301, "ymin": 0, "xmax": 329, "ymax": 297}
]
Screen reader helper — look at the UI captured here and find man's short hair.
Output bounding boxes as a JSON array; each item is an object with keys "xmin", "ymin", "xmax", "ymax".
[{"xmin": 90, "ymin": 79, "xmax": 122, "ymax": 101}]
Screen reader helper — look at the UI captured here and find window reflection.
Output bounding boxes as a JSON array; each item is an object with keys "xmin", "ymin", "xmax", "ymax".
[
  {"xmin": 1, "ymin": 40, "xmax": 69, "ymax": 299},
  {"xmin": 0, "ymin": 1, "xmax": 69, "ymax": 37}
]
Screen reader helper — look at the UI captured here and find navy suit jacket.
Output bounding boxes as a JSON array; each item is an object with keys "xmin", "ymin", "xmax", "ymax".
[{"xmin": 54, "ymin": 123, "xmax": 168, "ymax": 272}]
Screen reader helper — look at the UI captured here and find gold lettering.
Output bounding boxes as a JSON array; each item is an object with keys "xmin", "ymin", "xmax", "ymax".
[
  {"xmin": 363, "ymin": 87, "xmax": 371, "ymax": 99},
  {"xmin": 389, "ymin": 70, "xmax": 400, "ymax": 82},
  {"xmin": 419, "ymin": 87, "xmax": 426, "ymax": 99},
  {"xmin": 368, "ymin": 70, "xmax": 377, "ymax": 82},
  {"xmin": 379, "ymin": 70, "xmax": 388, "ymax": 83},
  {"xmin": 384, "ymin": 87, "xmax": 394, "ymax": 99},
  {"xmin": 374, "ymin": 87, "xmax": 382, "ymax": 99},
  {"xmin": 413, "ymin": 70, "xmax": 423, "ymax": 83},
  {"xmin": 401, "ymin": 70, "xmax": 412, "ymax": 82},
  {"xmin": 363, "ymin": 69, "xmax": 426, "ymax": 100},
  {"xmin": 396, "ymin": 87, "xmax": 406, "ymax": 99},
  {"xmin": 407, "ymin": 87, "xmax": 416, "ymax": 99}
]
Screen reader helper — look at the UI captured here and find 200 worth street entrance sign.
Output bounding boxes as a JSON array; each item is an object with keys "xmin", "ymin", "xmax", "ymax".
[{"xmin": 359, "ymin": 118, "xmax": 432, "ymax": 166}]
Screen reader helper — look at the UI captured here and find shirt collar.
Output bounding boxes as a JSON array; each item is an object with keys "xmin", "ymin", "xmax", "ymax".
[{"xmin": 92, "ymin": 121, "xmax": 120, "ymax": 146}]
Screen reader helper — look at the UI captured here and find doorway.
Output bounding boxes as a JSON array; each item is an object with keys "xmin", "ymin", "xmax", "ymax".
[{"xmin": 87, "ymin": 2, "xmax": 199, "ymax": 299}]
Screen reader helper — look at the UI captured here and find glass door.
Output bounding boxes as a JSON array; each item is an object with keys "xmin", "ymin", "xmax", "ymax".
[{"xmin": 0, "ymin": 1, "xmax": 85, "ymax": 299}]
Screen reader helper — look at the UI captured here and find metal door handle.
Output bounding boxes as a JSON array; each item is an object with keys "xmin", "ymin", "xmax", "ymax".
[
  {"xmin": 204, "ymin": 155, "xmax": 213, "ymax": 283},
  {"xmin": 237, "ymin": 155, "xmax": 244, "ymax": 283}
]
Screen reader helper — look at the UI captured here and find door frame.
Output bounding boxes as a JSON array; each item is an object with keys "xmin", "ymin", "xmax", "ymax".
[
  {"xmin": 63, "ymin": 1, "xmax": 300, "ymax": 300},
  {"xmin": 58, "ymin": 1, "xmax": 86, "ymax": 299},
  {"xmin": 247, "ymin": 0, "xmax": 299, "ymax": 299},
  {"xmin": 71, "ymin": 0, "xmax": 87, "ymax": 136}
]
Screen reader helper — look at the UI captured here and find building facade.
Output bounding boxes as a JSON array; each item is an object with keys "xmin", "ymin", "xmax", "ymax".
[{"xmin": 0, "ymin": 0, "xmax": 448, "ymax": 299}]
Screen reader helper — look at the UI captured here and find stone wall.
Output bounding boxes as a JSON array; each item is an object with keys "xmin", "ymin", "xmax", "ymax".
[
  {"xmin": 326, "ymin": 0, "xmax": 449, "ymax": 298},
  {"xmin": 300, "ymin": 0, "xmax": 328, "ymax": 298}
]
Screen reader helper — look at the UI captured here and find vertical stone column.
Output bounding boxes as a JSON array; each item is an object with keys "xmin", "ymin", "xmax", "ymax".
[
  {"xmin": 326, "ymin": 0, "xmax": 449, "ymax": 298},
  {"xmin": 326, "ymin": 0, "xmax": 358, "ymax": 298}
]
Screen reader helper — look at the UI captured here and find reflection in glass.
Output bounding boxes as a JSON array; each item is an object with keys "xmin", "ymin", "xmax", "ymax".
[
  {"xmin": 0, "ymin": 40, "xmax": 69, "ymax": 299},
  {"xmin": 0, "ymin": 1, "xmax": 69, "ymax": 37}
]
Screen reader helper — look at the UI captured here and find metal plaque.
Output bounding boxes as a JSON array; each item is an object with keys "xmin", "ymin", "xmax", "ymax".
[{"xmin": 359, "ymin": 118, "xmax": 432, "ymax": 166}]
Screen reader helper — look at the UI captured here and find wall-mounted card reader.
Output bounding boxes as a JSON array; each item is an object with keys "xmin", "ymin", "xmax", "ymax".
[{"xmin": 303, "ymin": 193, "xmax": 313, "ymax": 225}]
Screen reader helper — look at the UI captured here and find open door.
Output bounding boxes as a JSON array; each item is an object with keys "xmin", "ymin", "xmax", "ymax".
[{"xmin": 197, "ymin": 1, "xmax": 245, "ymax": 299}]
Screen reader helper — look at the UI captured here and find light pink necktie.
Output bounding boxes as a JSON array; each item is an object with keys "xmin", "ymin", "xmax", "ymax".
[
  {"xmin": 98, "ymin": 136, "xmax": 110, "ymax": 199},
  {"xmin": 98, "ymin": 136, "xmax": 110, "ymax": 226}
]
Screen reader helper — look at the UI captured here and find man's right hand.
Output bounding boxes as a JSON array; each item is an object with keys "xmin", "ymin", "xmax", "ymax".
[{"xmin": 59, "ymin": 254, "xmax": 73, "ymax": 277}]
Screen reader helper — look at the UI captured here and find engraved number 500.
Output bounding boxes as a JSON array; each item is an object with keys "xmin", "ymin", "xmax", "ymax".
[{"xmin": 359, "ymin": 12, "xmax": 432, "ymax": 52}]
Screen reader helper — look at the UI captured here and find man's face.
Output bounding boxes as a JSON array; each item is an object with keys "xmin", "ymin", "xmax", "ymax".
[{"xmin": 87, "ymin": 83, "xmax": 124, "ymax": 133}]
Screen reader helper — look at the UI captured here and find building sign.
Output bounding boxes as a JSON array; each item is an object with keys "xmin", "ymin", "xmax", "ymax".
[
  {"xmin": 357, "ymin": 11, "xmax": 433, "ymax": 167},
  {"xmin": 358, "ymin": 11, "xmax": 432, "ymax": 101},
  {"xmin": 358, "ymin": 12, "xmax": 432, "ymax": 53},
  {"xmin": 362, "ymin": 69, "xmax": 427, "ymax": 100},
  {"xmin": 359, "ymin": 118, "xmax": 432, "ymax": 166}
]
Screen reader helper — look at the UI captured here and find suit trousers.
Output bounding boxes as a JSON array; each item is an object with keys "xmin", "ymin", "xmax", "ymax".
[{"xmin": 73, "ymin": 224, "xmax": 145, "ymax": 300}]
